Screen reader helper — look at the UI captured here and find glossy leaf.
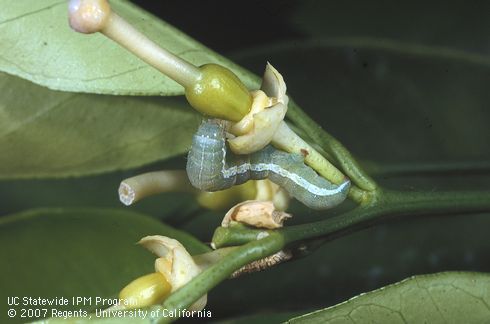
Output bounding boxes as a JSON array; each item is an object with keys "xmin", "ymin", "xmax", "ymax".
[
  {"xmin": 0, "ymin": 72, "xmax": 200, "ymax": 178},
  {"xmin": 0, "ymin": 0, "xmax": 258, "ymax": 95},
  {"xmin": 235, "ymin": 41, "xmax": 490, "ymax": 188},
  {"xmin": 287, "ymin": 272, "xmax": 490, "ymax": 323},
  {"xmin": 0, "ymin": 208, "xmax": 209, "ymax": 324},
  {"xmin": 212, "ymin": 312, "xmax": 302, "ymax": 324},
  {"xmin": 206, "ymin": 212, "xmax": 490, "ymax": 317},
  {"xmin": 0, "ymin": 170, "xmax": 200, "ymax": 220},
  {"xmin": 291, "ymin": 1, "xmax": 490, "ymax": 54}
]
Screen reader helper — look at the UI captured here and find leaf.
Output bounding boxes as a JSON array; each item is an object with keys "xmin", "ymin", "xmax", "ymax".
[
  {"xmin": 0, "ymin": 171, "xmax": 200, "ymax": 220},
  {"xmin": 291, "ymin": 1, "xmax": 490, "ymax": 54},
  {"xmin": 234, "ymin": 40, "xmax": 490, "ymax": 190},
  {"xmin": 212, "ymin": 312, "xmax": 303, "ymax": 324},
  {"xmin": 0, "ymin": 0, "xmax": 259, "ymax": 95},
  {"xmin": 206, "ymin": 213, "xmax": 490, "ymax": 317},
  {"xmin": 286, "ymin": 272, "xmax": 490, "ymax": 323},
  {"xmin": 0, "ymin": 208, "xmax": 209, "ymax": 324},
  {"xmin": 0, "ymin": 72, "xmax": 200, "ymax": 178},
  {"xmin": 39, "ymin": 310, "xmax": 302, "ymax": 324}
]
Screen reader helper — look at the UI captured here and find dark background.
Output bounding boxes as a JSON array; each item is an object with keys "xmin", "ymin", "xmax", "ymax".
[{"xmin": 133, "ymin": 0, "xmax": 490, "ymax": 55}]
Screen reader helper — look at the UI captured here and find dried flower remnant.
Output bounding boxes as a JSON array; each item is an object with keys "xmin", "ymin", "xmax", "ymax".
[
  {"xmin": 219, "ymin": 200, "xmax": 293, "ymax": 277},
  {"xmin": 222, "ymin": 200, "xmax": 291, "ymax": 230},
  {"xmin": 231, "ymin": 250, "xmax": 292, "ymax": 278}
]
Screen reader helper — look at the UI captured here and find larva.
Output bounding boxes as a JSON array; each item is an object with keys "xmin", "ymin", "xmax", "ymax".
[{"xmin": 186, "ymin": 120, "xmax": 351, "ymax": 210}]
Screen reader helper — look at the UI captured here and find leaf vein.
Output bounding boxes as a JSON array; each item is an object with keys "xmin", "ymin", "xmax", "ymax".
[{"xmin": 0, "ymin": 1, "xmax": 65, "ymax": 26}]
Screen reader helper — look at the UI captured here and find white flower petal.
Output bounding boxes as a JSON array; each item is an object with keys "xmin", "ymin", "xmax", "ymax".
[
  {"xmin": 260, "ymin": 62, "xmax": 288, "ymax": 105},
  {"xmin": 139, "ymin": 235, "xmax": 174, "ymax": 258},
  {"xmin": 226, "ymin": 63, "xmax": 289, "ymax": 155},
  {"xmin": 227, "ymin": 103, "xmax": 287, "ymax": 154},
  {"xmin": 139, "ymin": 235, "xmax": 207, "ymax": 310}
]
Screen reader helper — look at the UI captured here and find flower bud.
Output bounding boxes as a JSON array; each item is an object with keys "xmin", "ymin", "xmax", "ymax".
[
  {"xmin": 118, "ymin": 272, "xmax": 171, "ymax": 309},
  {"xmin": 197, "ymin": 181, "xmax": 257, "ymax": 211},
  {"xmin": 68, "ymin": 0, "xmax": 111, "ymax": 34},
  {"xmin": 140, "ymin": 236, "xmax": 207, "ymax": 311},
  {"xmin": 196, "ymin": 179, "xmax": 289, "ymax": 211}
]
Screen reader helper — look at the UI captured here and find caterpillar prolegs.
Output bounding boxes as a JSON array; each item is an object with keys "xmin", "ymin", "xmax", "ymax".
[{"xmin": 186, "ymin": 120, "xmax": 350, "ymax": 210}]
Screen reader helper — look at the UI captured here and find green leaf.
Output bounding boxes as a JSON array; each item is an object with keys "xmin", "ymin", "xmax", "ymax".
[
  {"xmin": 0, "ymin": 0, "xmax": 259, "ymax": 95},
  {"xmin": 38, "ymin": 310, "xmax": 302, "ymax": 324},
  {"xmin": 286, "ymin": 272, "xmax": 490, "ymax": 323},
  {"xmin": 0, "ymin": 172, "xmax": 200, "ymax": 220},
  {"xmin": 207, "ymin": 212, "xmax": 490, "ymax": 317},
  {"xmin": 212, "ymin": 312, "xmax": 303, "ymax": 324},
  {"xmin": 0, "ymin": 72, "xmax": 201, "ymax": 178},
  {"xmin": 291, "ymin": 1, "xmax": 490, "ymax": 54},
  {"xmin": 235, "ymin": 40, "xmax": 490, "ymax": 188},
  {"xmin": 0, "ymin": 208, "xmax": 209, "ymax": 324}
]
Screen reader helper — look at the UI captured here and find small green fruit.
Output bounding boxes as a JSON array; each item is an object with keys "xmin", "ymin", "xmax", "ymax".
[{"xmin": 186, "ymin": 64, "xmax": 252, "ymax": 121}]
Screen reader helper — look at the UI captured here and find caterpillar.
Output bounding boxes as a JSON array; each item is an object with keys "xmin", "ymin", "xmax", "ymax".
[{"xmin": 186, "ymin": 120, "xmax": 350, "ymax": 210}]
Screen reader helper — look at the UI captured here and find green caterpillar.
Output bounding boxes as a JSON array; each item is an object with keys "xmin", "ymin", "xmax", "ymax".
[{"xmin": 186, "ymin": 120, "xmax": 350, "ymax": 210}]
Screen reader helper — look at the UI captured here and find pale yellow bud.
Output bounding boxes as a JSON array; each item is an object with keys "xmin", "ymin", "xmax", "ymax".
[
  {"xmin": 139, "ymin": 236, "xmax": 208, "ymax": 311},
  {"xmin": 118, "ymin": 272, "xmax": 171, "ymax": 309},
  {"xmin": 197, "ymin": 181, "xmax": 257, "ymax": 211},
  {"xmin": 68, "ymin": 0, "xmax": 111, "ymax": 34}
]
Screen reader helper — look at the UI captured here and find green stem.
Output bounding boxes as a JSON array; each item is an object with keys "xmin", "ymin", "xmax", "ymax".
[
  {"xmin": 348, "ymin": 186, "xmax": 371, "ymax": 204},
  {"xmin": 212, "ymin": 224, "xmax": 264, "ymax": 248},
  {"xmin": 287, "ymin": 101, "xmax": 377, "ymax": 193},
  {"xmin": 272, "ymin": 121, "xmax": 347, "ymax": 186},
  {"xmin": 158, "ymin": 233, "xmax": 285, "ymax": 323},
  {"xmin": 366, "ymin": 160, "xmax": 490, "ymax": 178},
  {"xmin": 284, "ymin": 119, "xmax": 367, "ymax": 204},
  {"xmin": 282, "ymin": 188, "xmax": 490, "ymax": 242},
  {"xmin": 101, "ymin": 12, "xmax": 201, "ymax": 88},
  {"xmin": 159, "ymin": 188, "xmax": 490, "ymax": 322},
  {"xmin": 212, "ymin": 188, "xmax": 490, "ymax": 247}
]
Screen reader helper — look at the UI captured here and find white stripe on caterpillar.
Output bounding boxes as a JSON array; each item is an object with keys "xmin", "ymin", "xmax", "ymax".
[{"xmin": 186, "ymin": 120, "xmax": 350, "ymax": 210}]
